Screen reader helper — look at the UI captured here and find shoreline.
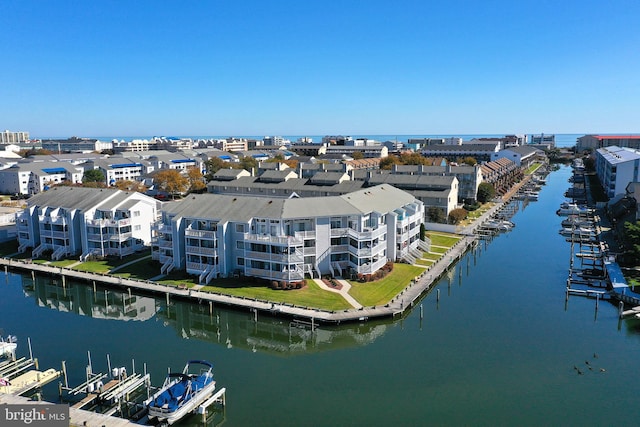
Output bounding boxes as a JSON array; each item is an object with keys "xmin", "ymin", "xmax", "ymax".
[{"xmin": 0, "ymin": 235, "xmax": 476, "ymax": 325}]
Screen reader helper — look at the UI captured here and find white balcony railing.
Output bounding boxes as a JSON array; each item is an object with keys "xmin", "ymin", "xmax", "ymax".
[
  {"xmin": 185, "ymin": 245, "xmax": 216, "ymax": 256},
  {"xmin": 185, "ymin": 228, "xmax": 216, "ymax": 239},
  {"xmin": 244, "ymin": 250, "xmax": 303, "ymax": 263},
  {"xmin": 243, "ymin": 233, "xmax": 303, "ymax": 246}
]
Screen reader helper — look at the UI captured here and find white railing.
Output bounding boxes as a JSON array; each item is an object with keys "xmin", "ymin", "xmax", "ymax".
[
  {"xmin": 185, "ymin": 245, "xmax": 216, "ymax": 256},
  {"xmin": 160, "ymin": 257, "xmax": 173, "ymax": 274},
  {"xmin": 185, "ymin": 228, "xmax": 216, "ymax": 239},
  {"xmin": 158, "ymin": 239, "xmax": 173, "ymax": 249},
  {"xmin": 109, "ymin": 232, "xmax": 133, "ymax": 242},
  {"xmin": 152, "ymin": 222, "xmax": 172, "ymax": 233},
  {"xmin": 243, "ymin": 233, "xmax": 303, "ymax": 246},
  {"xmin": 244, "ymin": 251, "xmax": 303, "ymax": 263}
]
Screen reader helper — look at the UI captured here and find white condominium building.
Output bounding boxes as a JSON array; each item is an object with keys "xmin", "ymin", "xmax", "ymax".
[
  {"xmin": 595, "ymin": 145, "xmax": 640, "ymax": 198},
  {"xmin": 152, "ymin": 185, "xmax": 426, "ymax": 284},
  {"xmin": 17, "ymin": 187, "xmax": 159, "ymax": 260}
]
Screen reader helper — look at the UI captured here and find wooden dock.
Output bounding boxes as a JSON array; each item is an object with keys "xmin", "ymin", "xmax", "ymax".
[
  {"xmin": 0, "ymin": 368, "xmax": 61, "ymax": 396},
  {"xmin": 0, "ymin": 392, "xmax": 139, "ymax": 426}
]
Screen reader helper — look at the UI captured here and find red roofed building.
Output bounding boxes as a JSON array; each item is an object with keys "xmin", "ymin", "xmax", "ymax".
[{"xmin": 577, "ymin": 135, "xmax": 640, "ymax": 152}]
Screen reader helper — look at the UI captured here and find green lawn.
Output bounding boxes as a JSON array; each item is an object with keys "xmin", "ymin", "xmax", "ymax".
[
  {"xmin": 72, "ymin": 251, "xmax": 151, "ymax": 274},
  {"xmin": 428, "ymin": 246, "xmax": 448, "ymax": 254},
  {"xmin": 49, "ymin": 259, "xmax": 80, "ymax": 267},
  {"xmin": 348, "ymin": 264, "xmax": 426, "ymax": 307},
  {"xmin": 111, "ymin": 258, "xmax": 159, "ymax": 280},
  {"xmin": 427, "ymin": 233, "xmax": 461, "ymax": 248},
  {"xmin": 421, "ymin": 252, "xmax": 442, "ymax": 261},
  {"xmin": 415, "ymin": 259, "xmax": 434, "ymax": 266},
  {"xmin": 199, "ymin": 279, "xmax": 352, "ymax": 311}
]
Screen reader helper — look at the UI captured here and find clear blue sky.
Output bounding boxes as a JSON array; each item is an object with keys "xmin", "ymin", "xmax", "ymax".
[{"xmin": 1, "ymin": 0, "xmax": 638, "ymax": 137}]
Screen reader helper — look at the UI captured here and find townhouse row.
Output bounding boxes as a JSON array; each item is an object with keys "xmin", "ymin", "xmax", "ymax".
[
  {"xmin": 16, "ymin": 185, "xmax": 427, "ymax": 285},
  {"xmin": 16, "ymin": 187, "xmax": 159, "ymax": 260}
]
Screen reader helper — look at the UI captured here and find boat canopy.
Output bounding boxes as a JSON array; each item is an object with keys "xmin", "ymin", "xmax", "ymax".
[{"xmin": 188, "ymin": 360, "xmax": 213, "ymax": 369}]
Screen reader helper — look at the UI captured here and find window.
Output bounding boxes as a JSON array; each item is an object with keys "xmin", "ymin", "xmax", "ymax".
[
  {"xmin": 236, "ymin": 241, "xmax": 244, "ymax": 249},
  {"xmin": 237, "ymin": 258, "xmax": 245, "ymax": 266},
  {"xmin": 134, "ymin": 225, "xmax": 141, "ymax": 231},
  {"xmin": 235, "ymin": 224, "xmax": 245, "ymax": 232},
  {"xmin": 133, "ymin": 211, "xmax": 140, "ymax": 217}
]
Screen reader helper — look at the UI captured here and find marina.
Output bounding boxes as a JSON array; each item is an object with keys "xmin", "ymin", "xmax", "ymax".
[{"xmin": 1, "ymin": 165, "xmax": 640, "ymax": 426}]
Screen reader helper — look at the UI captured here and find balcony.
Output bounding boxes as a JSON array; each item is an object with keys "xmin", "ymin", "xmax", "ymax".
[
  {"xmin": 88, "ymin": 218, "xmax": 131, "ymax": 227},
  {"xmin": 243, "ymin": 233, "xmax": 303, "ymax": 246},
  {"xmin": 185, "ymin": 245, "xmax": 217, "ymax": 256},
  {"xmin": 109, "ymin": 232, "xmax": 133, "ymax": 242},
  {"xmin": 158, "ymin": 239, "xmax": 173, "ymax": 249},
  {"xmin": 40, "ymin": 229, "xmax": 68, "ymax": 239},
  {"xmin": 152, "ymin": 223, "xmax": 172, "ymax": 233},
  {"xmin": 346, "ymin": 226, "xmax": 386, "ymax": 240},
  {"xmin": 39, "ymin": 215, "xmax": 66, "ymax": 225},
  {"xmin": 348, "ymin": 241, "xmax": 386, "ymax": 257},
  {"xmin": 330, "ymin": 227, "xmax": 349, "ymax": 238},
  {"xmin": 186, "ymin": 261, "xmax": 218, "ymax": 273},
  {"xmin": 244, "ymin": 250, "xmax": 303, "ymax": 263},
  {"xmin": 244, "ymin": 267, "xmax": 304, "ymax": 281},
  {"xmin": 185, "ymin": 228, "xmax": 216, "ymax": 239}
]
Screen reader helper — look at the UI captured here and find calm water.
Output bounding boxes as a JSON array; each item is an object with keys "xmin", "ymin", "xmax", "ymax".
[{"xmin": 2, "ymin": 165, "xmax": 640, "ymax": 426}]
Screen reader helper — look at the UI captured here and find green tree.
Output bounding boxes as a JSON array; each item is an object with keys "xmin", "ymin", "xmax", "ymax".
[
  {"xmin": 351, "ymin": 151, "xmax": 364, "ymax": 160},
  {"xmin": 427, "ymin": 207, "xmax": 446, "ymax": 223},
  {"xmin": 239, "ymin": 156, "xmax": 258, "ymax": 173},
  {"xmin": 623, "ymin": 221, "xmax": 640, "ymax": 264},
  {"xmin": 477, "ymin": 182, "xmax": 496, "ymax": 203},
  {"xmin": 204, "ymin": 157, "xmax": 228, "ymax": 180},
  {"xmin": 380, "ymin": 156, "xmax": 399, "ymax": 170},
  {"xmin": 448, "ymin": 208, "xmax": 468, "ymax": 224},
  {"xmin": 83, "ymin": 169, "xmax": 105, "ymax": 183},
  {"xmin": 460, "ymin": 156, "xmax": 477, "ymax": 166}
]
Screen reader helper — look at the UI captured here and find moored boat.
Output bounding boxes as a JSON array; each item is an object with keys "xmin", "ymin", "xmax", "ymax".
[{"xmin": 146, "ymin": 360, "xmax": 216, "ymax": 425}]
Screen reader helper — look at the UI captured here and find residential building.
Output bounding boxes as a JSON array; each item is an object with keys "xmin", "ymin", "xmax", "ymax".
[
  {"xmin": 0, "ymin": 161, "xmax": 84, "ymax": 195},
  {"xmin": 577, "ymin": 135, "xmax": 640, "ymax": 152},
  {"xmin": 152, "ymin": 185, "xmax": 425, "ymax": 284},
  {"xmin": 41, "ymin": 137, "xmax": 112, "ymax": 153},
  {"xmin": 324, "ymin": 145, "xmax": 388, "ymax": 159},
  {"xmin": 388, "ymin": 164, "xmax": 482, "ymax": 203},
  {"xmin": 85, "ymin": 158, "xmax": 151, "ymax": 186},
  {"xmin": 421, "ymin": 143, "xmax": 500, "ymax": 162},
  {"xmin": 595, "ymin": 145, "xmax": 640, "ymax": 198},
  {"xmin": 490, "ymin": 146, "xmax": 543, "ymax": 168},
  {"xmin": 16, "ymin": 186, "xmax": 159, "ymax": 259},
  {"xmin": 480, "ymin": 158, "xmax": 521, "ymax": 196},
  {"xmin": 0, "ymin": 130, "xmax": 30, "ymax": 144}
]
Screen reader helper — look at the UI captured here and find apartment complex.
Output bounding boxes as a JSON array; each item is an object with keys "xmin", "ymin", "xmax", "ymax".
[
  {"xmin": 0, "ymin": 130, "xmax": 30, "ymax": 144},
  {"xmin": 577, "ymin": 135, "xmax": 640, "ymax": 152},
  {"xmin": 0, "ymin": 161, "xmax": 84, "ymax": 195},
  {"xmin": 17, "ymin": 187, "xmax": 159, "ymax": 260},
  {"xmin": 152, "ymin": 185, "xmax": 425, "ymax": 284},
  {"xmin": 595, "ymin": 145, "xmax": 640, "ymax": 198}
]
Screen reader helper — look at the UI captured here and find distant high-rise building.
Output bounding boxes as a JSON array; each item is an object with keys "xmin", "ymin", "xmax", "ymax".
[{"xmin": 0, "ymin": 130, "xmax": 29, "ymax": 143}]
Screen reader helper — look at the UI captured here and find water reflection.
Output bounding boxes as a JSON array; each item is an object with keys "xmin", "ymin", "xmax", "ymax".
[
  {"xmin": 22, "ymin": 274, "xmax": 159, "ymax": 322},
  {"xmin": 19, "ymin": 274, "xmax": 392, "ymax": 355}
]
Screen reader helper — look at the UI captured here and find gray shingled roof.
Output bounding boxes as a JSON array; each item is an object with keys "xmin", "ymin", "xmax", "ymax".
[
  {"xmin": 27, "ymin": 187, "xmax": 122, "ymax": 211},
  {"xmin": 164, "ymin": 184, "xmax": 415, "ymax": 222}
]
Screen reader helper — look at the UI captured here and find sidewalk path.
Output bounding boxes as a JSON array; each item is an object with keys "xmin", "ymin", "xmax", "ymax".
[{"xmin": 313, "ymin": 278, "xmax": 363, "ymax": 309}]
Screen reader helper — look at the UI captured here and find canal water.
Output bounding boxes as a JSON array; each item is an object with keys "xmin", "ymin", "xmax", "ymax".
[{"xmin": 2, "ymin": 165, "xmax": 640, "ymax": 426}]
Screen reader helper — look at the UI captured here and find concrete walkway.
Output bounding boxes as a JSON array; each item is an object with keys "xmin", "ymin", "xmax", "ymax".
[{"xmin": 313, "ymin": 278, "xmax": 363, "ymax": 309}]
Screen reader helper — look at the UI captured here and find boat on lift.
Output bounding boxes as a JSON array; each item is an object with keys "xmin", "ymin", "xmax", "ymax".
[
  {"xmin": 0, "ymin": 335, "xmax": 17, "ymax": 359},
  {"xmin": 146, "ymin": 360, "xmax": 216, "ymax": 425}
]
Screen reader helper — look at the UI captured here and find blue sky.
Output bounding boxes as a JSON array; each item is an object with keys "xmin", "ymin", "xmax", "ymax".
[{"xmin": 1, "ymin": 0, "xmax": 638, "ymax": 137}]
